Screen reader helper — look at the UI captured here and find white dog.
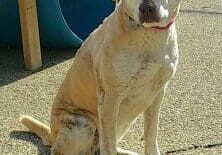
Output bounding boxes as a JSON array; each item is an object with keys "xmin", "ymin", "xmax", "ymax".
[{"xmin": 20, "ymin": 0, "xmax": 181, "ymax": 155}]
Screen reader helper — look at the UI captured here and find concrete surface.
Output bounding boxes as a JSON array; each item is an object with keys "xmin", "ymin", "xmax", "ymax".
[{"xmin": 0, "ymin": 1, "xmax": 221, "ymax": 155}]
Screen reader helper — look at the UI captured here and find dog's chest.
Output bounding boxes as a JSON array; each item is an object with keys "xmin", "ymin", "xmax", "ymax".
[
  {"xmin": 113, "ymin": 49, "xmax": 178, "ymax": 138},
  {"xmin": 115, "ymin": 49, "xmax": 177, "ymax": 116}
]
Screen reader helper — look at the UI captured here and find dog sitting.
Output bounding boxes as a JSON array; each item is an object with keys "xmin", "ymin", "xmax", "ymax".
[{"xmin": 20, "ymin": 0, "xmax": 181, "ymax": 154}]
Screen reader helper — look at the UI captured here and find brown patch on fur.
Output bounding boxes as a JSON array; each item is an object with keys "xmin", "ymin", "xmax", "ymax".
[{"xmin": 61, "ymin": 119, "xmax": 81, "ymax": 130}]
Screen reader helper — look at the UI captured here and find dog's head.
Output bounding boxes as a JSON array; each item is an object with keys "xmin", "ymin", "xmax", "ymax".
[{"xmin": 116, "ymin": 0, "xmax": 180, "ymax": 30}]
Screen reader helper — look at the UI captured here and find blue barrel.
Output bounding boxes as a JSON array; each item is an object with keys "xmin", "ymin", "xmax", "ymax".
[{"xmin": 0, "ymin": 0, "xmax": 115, "ymax": 48}]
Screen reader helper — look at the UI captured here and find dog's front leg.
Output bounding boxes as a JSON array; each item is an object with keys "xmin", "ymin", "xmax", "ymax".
[
  {"xmin": 144, "ymin": 89, "xmax": 165, "ymax": 155},
  {"xmin": 98, "ymin": 90, "xmax": 118, "ymax": 155},
  {"xmin": 95, "ymin": 50, "xmax": 123, "ymax": 155}
]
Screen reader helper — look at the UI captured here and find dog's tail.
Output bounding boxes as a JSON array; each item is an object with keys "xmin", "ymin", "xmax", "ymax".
[{"xmin": 19, "ymin": 115, "xmax": 51, "ymax": 145}]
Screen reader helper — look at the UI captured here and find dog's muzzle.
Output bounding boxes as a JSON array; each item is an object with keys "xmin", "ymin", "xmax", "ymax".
[{"xmin": 139, "ymin": 1, "xmax": 161, "ymax": 24}]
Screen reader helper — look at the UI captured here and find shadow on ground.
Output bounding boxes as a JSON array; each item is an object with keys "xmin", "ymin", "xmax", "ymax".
[
  {"xmin": 181, "ymin": 9, "xmax": 222, "ymax": 15},
  {"xmin": 165, "ymin": 142, "xmax": 222, "ymax": 155},
  {"xmin": 0, "ymin": 48, "xmax": 77, "ymax": 87},
  {"xmin": 10, "ymin": 131, "xmax": 102, "ymax": 155},
  {"xmin": 10, "ymin": 131, "xmax": 50, "ymax": 155}
]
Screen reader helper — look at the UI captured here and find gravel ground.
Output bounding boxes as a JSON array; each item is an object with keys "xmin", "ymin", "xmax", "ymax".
[{"xmin": 0, "ymin": 1, "xmax": 221, "ymax": 155}]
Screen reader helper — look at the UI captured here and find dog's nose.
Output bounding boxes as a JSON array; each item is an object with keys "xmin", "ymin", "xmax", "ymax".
[{"xmin": 139, "ymin": 1, "xmax": 160, "ymax": 23}]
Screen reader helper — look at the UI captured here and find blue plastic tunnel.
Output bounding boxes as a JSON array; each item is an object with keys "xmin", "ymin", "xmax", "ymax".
[{"xmin": 0, "ymin": 0, "xmax": 115, "ymax": 48}]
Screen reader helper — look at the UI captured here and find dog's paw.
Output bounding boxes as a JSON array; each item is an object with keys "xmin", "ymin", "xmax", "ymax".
[
  {"xmin": 117, "ymin": 147, "xmax": 138, "ymax": 155},
  {"xmin": 145, "ymin": 149, "xmax": 161, "ymax": 155}
]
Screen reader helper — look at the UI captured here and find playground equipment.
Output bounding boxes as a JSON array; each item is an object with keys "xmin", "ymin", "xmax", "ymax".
[
  {"xmin": 0, "ymin": 0, "xmax": 115, "ymax": 48},
  {"xmin": 0, "ymin": 0, "xmax": 115, "ymax": 69}
]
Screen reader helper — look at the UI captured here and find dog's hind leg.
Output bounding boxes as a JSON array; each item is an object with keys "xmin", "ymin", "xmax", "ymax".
[{"xmin": 50, "ymin": 114, "xmax": 98, "ymax": 155}]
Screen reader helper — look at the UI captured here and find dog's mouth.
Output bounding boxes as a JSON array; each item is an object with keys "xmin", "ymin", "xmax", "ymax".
[
  {"xmin": 126, "ymin": 13, "xmax": 175, "ymax": 32},
  {"xmin": 151, "ymin": 21, "xmax": 174, "ymax": 30},
  {"xmin": 124, "ymin": 8, "xmax": 178, "ymax": 32},
  {"xmin": 142, "ymin": 20, "xmax": 175, "ymax": 31}
]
